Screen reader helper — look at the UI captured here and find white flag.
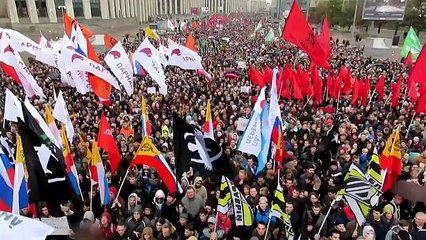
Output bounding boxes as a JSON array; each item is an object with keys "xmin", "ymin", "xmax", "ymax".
[
  {"xmin": 167, "ymin": 19, "xmax": 175, "ymax": 31},
  {"xmin": 167, "ymin": 39, "xmax": 203, "ymax": 70},
  {"xmin": 62, "ymin": 35, "xmax": 120, "ymax": 90},
  {"xmin": 237, "ymin": 87, "xmax": 266, "ymax": 156},
  {"xmin": 53, "ymin": 91, "xmax": 75, "ymax": 143},
  {"xmin": 3, "ymin": 89, "xmax": 23, "ymax": 124},
  {"xmin": 0, "ymin": 211, "xmax": 54, "ymax": 240},
  {"xmin": 0, "ymin": 31, "xmax": 45, "ymax": 98},
  {"xmin": 105, "ymin": 41, "xmax": 134, "ymax": 95},
  {"xmin": 158, "ymin": 44, "xmax": 169, "ymax": 66},
  {"xmin": 60, "ymin": 35, "xmax": 90, "ymax": 94},
  {"xmin": 134, "ymin": 38, "xmax": 167, "ymax": 94},
  {"xmin": 3, "ymin": 28, "xmax": 43, "ymax": 56}
]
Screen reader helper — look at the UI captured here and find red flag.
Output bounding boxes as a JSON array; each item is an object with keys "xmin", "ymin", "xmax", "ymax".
[
  {"xmin": 351, "ymin": 79, "xmax": 361, "ymax": 106},
  {"xmin": 377, "ymin": 74, "xmax": 385, "ymax": 101},
  {"xmin": 342, "ymin": 67, "xmax": 352, "ymax": 95},
  {"xmin": 360, "ymin": 77, "xmax": 370, "ymax": 106},
  {"xmin": 282, "ymin": 1, "xmax": 330, "ymax": 69},
  {"xmin": 311, "ymin": 64, "xmax": 323, "ymax": 105},
  {"xmin": 97, "ymin": 112, "xmax": 121, "ymax": 173},
  {"xmin": 104, "ymin": 34, "xmax": 118, "ymax": 51},
  {"xmin": 404, "ymin": 51, "xmax": 413, "ymax": 66},
  {"xmin": 409, "ymin": 45, "xmax": 426, "ymax": 85},
  {"xmin": 416, "ymin": 84, "xmax": 426, "ymax": 114},
  {"xmin": 317, "ymin": 16, "xmax": 331, "ymax": 59},
  {"xmin": 249, "ymin": 65, "xmax": 265, "ymax": 87},
  {"xmin": 408, "ymin": 80, "xmax": 418, "ymax": 103},
  {"xmin": 263, "ymin": 65, "xmax": 273, "ymax": 84},
  {"xmin": 391, "ymin": 77, "xmax": 402, "ymax": 108},
  {"xmin": 290, "ymin": 69, "xmax": 303, "ymax": 100},
  {"xmin": 297, "ymin": 64, "xmax": 313, "ymax": 96},
  {"xmin": 279, "ymin": 70, "xmax": 291, "ymax": 99}
]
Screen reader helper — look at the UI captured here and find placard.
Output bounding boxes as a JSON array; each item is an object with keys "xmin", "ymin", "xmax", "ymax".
[
  {"xmin": 237, "ymin": 61, "xmax": 247, "ymax": 69},
  {"xmin": 240, "ymin": 86, "xmax": 250, "ymax": 93},
  {"xmin": 41, "ymin": 216, "xmax": 70, "ymax": 235},
  {"xmin": 237, "ymin": 118, "xmax": 249, "ymax": 131},
  {"xmin": 147, "ymin": 87, "xmax": 157, "ymax": 94}
]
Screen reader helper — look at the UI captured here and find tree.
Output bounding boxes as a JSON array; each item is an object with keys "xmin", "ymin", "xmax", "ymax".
[
  {"xmin": 403, "ymin": 0, "xmax": 426, "ymax": 33},
  {"xmin": 327, "ymin": 0, "xmax": 344, "ymax": 26}
]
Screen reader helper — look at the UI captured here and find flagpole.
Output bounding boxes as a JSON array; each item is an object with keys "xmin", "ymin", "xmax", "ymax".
[
  {"xmin": 265, "ymin": 170, "xmax": 280, "ymax": 240},
  {"xmin": 213, "ymin": 210, "xmax": 219, "ymax": 232},
  {"xmin": 115, "ymin": 167, "xmax": 131, "ymax": 201},
  {"xmin": 406, "ymin": 113, "xmax": 416, "ymax": 138},
  {"xmin": 367, "ymin": 88, "xmax": 376, "ymax": 106},
  {"xmin": 303, "ymin": 93, "xmax": 314, "ymax": 109},
  {"xmin": 316, "ymin": 199, "xmax": 336, "ymax": 237},
  {"xmin": 384, "ymin": 93, "xmax": 392, "ymax": 106},
  {"xmin": 89, "ymin": 170, "xmax": 93, "ymax": 212},
  {"xmin": 336, "ymin": 90, "xmax": 341, "ymax": 112}
]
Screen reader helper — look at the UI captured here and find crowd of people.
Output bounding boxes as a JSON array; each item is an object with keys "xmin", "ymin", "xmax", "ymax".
[{"xmin": 1, "ymin": 12, "xmax": 426, "ymax": 240}]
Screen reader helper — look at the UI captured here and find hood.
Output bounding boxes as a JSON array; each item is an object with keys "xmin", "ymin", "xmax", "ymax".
[
  {"xmin": 155, "ymin": 189, "xmax": 165, "ymax": 199},
  {"xmin": 83, "ymin": 211, "xmax": 95, "ymax": 222},
  {"xmin": 194, "ymin": 176, "xmax": 203, "ymax": 185},
  {"xmin": 128, "ymin": 192, "xmax": 140, "ymax": 202}
]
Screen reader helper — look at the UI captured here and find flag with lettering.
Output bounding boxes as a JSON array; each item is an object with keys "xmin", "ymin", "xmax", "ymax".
[
  {"xmin": 104, "ymin": 41, "xmax": 134, "ymax": 95},
  {"xmin": 167, "ymin": 39, "xmax": 203, "ymax": 70}
]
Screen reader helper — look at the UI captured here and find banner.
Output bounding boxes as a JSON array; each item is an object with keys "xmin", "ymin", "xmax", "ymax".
[
  {"xmin": 40, "ymin": 216, "xmax": 70, "ymax": 235},
  {"xmin": 0, "ymin": 211, "xmax": 54, "ymax": 240},
  {"xmin": 362, "ymin": 0, "xmax": 408, "ymax": 20}
]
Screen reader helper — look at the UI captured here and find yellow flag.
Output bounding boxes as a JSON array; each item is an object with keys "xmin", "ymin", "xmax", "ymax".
[
  {"xmin": 144, "ymin": 27, "xmax": 159, "ymax": 41},
  {"xmin": 141, "ymin": 97, "xmax": 148, "ymax": 118},
  {"xmin": 79, "ymin": 133, "xmax": 92, "ymax": 161},
  {"xmin": 44, "ymin": 104, "xmax": 55, "ymax": 125},
  {"xmin": 15, "ymin": 135, "xmax": 28, "ymax": 179},
  {"xmin": 389, "ymin": 129, "xmax": 402, "ymax": 160},
  {"xmin": 381, "ymin": 130, "xmax": 396, "ymax": 159},
  {"xmin": 91, "ymin": 140, "xmax": 102, "ymax": 166}
]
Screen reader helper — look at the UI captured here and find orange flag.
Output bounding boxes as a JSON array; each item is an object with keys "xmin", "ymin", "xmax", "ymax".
[
  {"xmin": 104, "ymin": 34, "xmax": 118, "ymax": 51},
  {"xmin": 87, "ymin": 39, "xmax": 112, "ymax": 101},
  {"xmin": 185, "ymin": 34, "xmax": 197, "ymax": 52},
  {"xmin": 63, "ymin": 13, "xmax": 93, "ymax": 38}
]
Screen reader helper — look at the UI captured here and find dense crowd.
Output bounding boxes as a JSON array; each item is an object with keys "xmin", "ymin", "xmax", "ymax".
[{"xmin": 1, "ymin": 13, "xmax": 426, "ymax": 240}]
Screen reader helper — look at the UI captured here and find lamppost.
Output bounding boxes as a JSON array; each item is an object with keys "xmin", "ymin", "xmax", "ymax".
[{"xmin": 351, "ymin": 0, "xmax": 359, "ymax": 39}]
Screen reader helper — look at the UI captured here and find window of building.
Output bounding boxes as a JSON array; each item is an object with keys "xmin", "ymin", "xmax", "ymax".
[
  {"xmin": 90, "ymin": 0, "xmax": 101, "ymax": 17},
  {"xmin": 35, "ymin": 0, "xmax": 48, "ymax": 17},
  {"xmin": 15, "ymin": 0, "xmax": 28, "ymax": 17},
  {"xmin": 73, "ymin": 0, "xmax": 84, "ymax": 17}
]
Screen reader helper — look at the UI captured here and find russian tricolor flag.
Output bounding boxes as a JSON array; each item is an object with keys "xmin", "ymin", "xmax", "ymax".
[
  {"xmin": 0, "ymin": 151, "xmax": 14, "ymax": 212},
  {"xmin": 62, "ymin": 127, "xmax": 82, "ymax": 199},
  {"xmin": 90, "ymin": 140, "xmax": 110, "ymax": 205}
]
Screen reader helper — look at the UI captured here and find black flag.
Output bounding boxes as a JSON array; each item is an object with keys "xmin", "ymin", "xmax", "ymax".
[
  {"xmin": 18, "ymin": 102, "xmax": 73, "ymax": 205},
  {"xmin": 173, "ymin": 114, "xmax": 235, "ymax": 180}
]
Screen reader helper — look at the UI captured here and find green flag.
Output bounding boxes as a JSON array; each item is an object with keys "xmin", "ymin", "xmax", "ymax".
[
  {"xmin": 254, "ymin": 20, "xmax": 262, "ymax": 32},
  {"xmin": 401, "ymin": 27, "xmax": 422, "ymax": 60},
  {"xmin": 265, "ymin": 29, "xmax": 276, "ymax": 43}
]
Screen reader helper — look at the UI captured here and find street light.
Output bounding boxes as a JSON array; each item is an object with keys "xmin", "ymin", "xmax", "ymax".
[{"xmin": 351, "ymin": 0, "xmax": 359, "ymax": 39}]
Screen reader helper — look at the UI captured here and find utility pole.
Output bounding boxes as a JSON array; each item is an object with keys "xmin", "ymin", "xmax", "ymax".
[{"xmin": 351, "ymin": 0, "xmax": 359, "ymax": 39}]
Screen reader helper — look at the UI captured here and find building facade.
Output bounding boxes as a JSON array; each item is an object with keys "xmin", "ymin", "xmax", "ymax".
[
  {"xmin": 270, "ymin": 0, "xmax": 309, "ymax": 18},
  {"xmin": 1, "ymin": 0, "xmax": 267, "ymax": 24}
]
